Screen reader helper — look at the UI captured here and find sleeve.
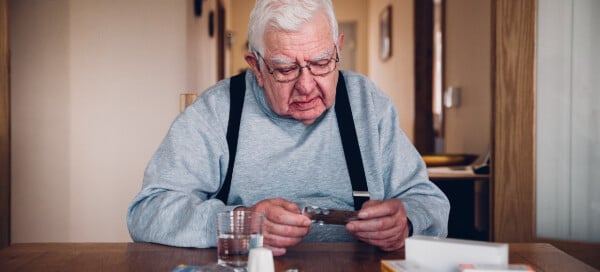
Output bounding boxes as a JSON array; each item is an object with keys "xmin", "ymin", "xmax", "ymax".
[
  {"xmin": 126, "ymin": 91, "xmax": 234, "ymax": 248},
  {"xmin": 377, "ymin": 96, "xmax": 450, "ymax": 237}
]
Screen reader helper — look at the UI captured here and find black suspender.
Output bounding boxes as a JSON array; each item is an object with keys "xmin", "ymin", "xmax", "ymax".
[
  {"xmin": 214, "ymin": 71, "xmax": 246, "ymax": 202},
  {"xmin": 216, "ymin": 71, "xmax": 370, "ymax": 210},
  {"xmin": 334, "ymin": 72, "xmax": 370, "ymax": 210}
]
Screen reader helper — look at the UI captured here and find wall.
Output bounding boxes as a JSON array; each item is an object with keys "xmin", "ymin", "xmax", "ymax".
[
  {"xmin": 188, "ymin": 0, "xmax": 220, "ymax": 92},
  {"xmin": 229, "ymin": 0, "xmax": 255, "ymax": 75},
  {"xmin": 368, "ymin": 0, "xmax": 415, "ymax": 140},
  {"xmin": 10, "ymin": 0, "xmax": 217, "ymax": 242},
  {"xmin": 443, "ymin": 0, "xmax": 491, "ymax": 156},
  {"xmin": 536, "ymin": 0, "xmax": 600, "ymax": 242},
  {"xmin": 333, "ymin": 0, "xmax": 369, "ymax": 75}
]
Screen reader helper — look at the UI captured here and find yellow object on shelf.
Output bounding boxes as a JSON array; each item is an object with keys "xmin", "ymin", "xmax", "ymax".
[{"xmin": 422, "ymin": 154, "xmax": 478, "ymax": 167}]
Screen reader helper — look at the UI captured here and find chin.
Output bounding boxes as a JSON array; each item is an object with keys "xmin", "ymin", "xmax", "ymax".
[
  {"xmin": 293, "ymin": 111, "xmax": 324, "ymax": 125},
  {"xmin": 300, "ymin": 118, "xmax": 318, "ymax": 125}
]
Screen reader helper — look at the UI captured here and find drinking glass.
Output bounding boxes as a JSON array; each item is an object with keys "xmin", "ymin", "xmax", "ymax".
[{"xmin": 216, "ymin": 210, "xmax": 264, "ymax": 269}]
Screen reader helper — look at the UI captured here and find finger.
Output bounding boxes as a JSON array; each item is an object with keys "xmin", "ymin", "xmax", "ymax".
[
  {"xmin": 279, "ymin": 200, "xmax": 302, "ymax": 214},
  {"xmin": 360, "ymin": 199, "xmax": 382, "ymax": 209},
  {"xmin": 357, "ymin": 233, "xmax": 403, "ymax": 250},
  {"xmin": 351, "ymin": 222, "xmax": 403, "ymax": 241},
  {"xmin": 355, "ymin": 228, "xmax": 405, "ymax": 250},
  {"xmin": 266, "ymin": 208, "xmax": 312, "ymax": 227},
  {"xmin": 379, "ymin": 239, "xmax": 406, "ymax": 251},
  {"xmin": 377, "ymin": 225, "xmax": 409, "ymax": 251},
  {"xmin": 347, "ymin": 215, "xmax": 398, "ymax": 233},
  {"xmin": 263, "ymin": 231, "xmax": 304, "ymax": 248},
  {"xmin": 256, "ymin": 199, "xmax": 311, "ymax": 227},
  {"xmin": 357, "ymin": 199, "xmax": 403, "ymax": 219},
  {"xmin": 264, "ymin": 218, "xmax": 310, "ymax": 239},
  {"xmin": 348, "ymin": 219, "xmax": 409, "ymax": 251}
]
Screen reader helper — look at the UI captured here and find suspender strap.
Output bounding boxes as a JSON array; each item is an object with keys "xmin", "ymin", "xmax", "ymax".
[
  {"xmin": 215, "ymin": 71, "xmax": 246, "ymax": 203},
  {"xmin": 335, "ymin": 72, "xmax": 370, "ymax": 210}
]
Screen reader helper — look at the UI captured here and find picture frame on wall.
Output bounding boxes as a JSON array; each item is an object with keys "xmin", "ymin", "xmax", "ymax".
[{"xmin": 379, "ymin": 5, "xmax": 392, "ymax": 60}]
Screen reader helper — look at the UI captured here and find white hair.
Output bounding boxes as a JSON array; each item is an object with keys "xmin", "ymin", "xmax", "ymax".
[{"xmin": 247, "ymin": 0, "xmax": 339, "ymax": 56}]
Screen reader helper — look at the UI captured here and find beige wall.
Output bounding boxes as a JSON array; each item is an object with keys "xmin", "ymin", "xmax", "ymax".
[
  {"xmin": 229, "ymin": 0, "xmax": 255, "ymax": 75},
  {"xmin": 368, "ymin": 0, "xmax": 415, "ymax": 140},
  {"xmin": 444, "ymin": 0, "xmax": 491, "ymax": 156},
  {"xmin": 11, "ymin": 0, "xmax": 71, "ymax": 242},
  {"xmin": 334, "ymin": 0, "xmax": 369, "ymax": 75},
  {"xmin": 10, "ymin": 0, "xmax": 218, "ymax": 242}
]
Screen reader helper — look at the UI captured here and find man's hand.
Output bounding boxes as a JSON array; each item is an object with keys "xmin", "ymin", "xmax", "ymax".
[
  {"xmin": 345, "ymin": 199, "xmax": 410, "ymax": 251},
  {"xmin": 242, "ymin": 198, "xmax": 312, "ymax": 256}
]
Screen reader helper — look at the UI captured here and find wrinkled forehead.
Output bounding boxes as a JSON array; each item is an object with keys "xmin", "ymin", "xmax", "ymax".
[
  {"xmin": 262, "ymin": 14, "xmax": 335, "ymax": 62},
  {"xmin": 267, "ymin": 47, "xmax": 335, "ymax": 65}
]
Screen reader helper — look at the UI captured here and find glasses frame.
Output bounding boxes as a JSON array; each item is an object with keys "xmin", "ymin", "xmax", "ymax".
[{"xmin": 254, "ymin": 45, "xmax": 340, "ymax": 83}]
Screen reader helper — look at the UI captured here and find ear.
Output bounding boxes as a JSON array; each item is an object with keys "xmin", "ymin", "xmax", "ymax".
[
  {"xmin": 337, "ymin": 33, "xmax": 345, "ymax": 54},
  {"xmin": 244, "ymin": 52, "xmax": 264, "ymax": 87}
]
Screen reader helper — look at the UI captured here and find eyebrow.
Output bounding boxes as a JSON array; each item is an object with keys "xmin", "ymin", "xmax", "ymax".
[{"xmin": 269, "ymin": 48, "xmax": 334, "ymax": 66}]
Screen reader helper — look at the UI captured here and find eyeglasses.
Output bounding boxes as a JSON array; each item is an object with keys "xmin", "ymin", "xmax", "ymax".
[{"xmin": 255, "ymin": 46, "xmax": 340, "ymax": 83}]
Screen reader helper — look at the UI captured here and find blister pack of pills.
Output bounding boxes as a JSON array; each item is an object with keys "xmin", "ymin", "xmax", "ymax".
[{"xmin": 301, "ymin": 206, "xmax": 359, "ymax": 225}]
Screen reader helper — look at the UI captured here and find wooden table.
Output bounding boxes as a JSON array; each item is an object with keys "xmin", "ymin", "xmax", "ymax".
[{"xmin": 0, "ymin": 242, "xmax": 596, "ymax": 272}]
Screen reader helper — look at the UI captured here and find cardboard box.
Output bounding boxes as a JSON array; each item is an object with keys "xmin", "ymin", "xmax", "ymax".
[{"xmin": 404, "ymin": 236, "xmax": 509, "ymax": 272}]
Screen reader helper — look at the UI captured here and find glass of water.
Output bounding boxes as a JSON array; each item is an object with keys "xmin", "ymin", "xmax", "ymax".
[{"xmin": 216, "ymin": 210, "xmax": 264, "ymax": 269}]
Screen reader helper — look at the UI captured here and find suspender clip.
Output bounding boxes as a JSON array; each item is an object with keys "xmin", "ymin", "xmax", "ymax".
[{"xmin": 352, "ymin": 191, "xmax": 370, "ymax": 198}]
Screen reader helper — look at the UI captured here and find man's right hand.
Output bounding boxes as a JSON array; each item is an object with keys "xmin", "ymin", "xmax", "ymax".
[{"xmin": 239, "ymin": 198, "xmax": 312, "ymax": 256}]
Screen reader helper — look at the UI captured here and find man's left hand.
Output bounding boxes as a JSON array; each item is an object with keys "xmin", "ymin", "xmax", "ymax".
[{"xmin": 345, "ymin": 199, "xmax": 410, "ymax": 251}]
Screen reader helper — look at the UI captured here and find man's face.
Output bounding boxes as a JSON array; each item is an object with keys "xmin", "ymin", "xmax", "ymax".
[{"xmin": 246, "ymin": 12, "xmax": 343, "ymax": 125}]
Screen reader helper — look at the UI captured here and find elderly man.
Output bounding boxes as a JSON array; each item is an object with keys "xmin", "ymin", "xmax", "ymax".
[{"xmin": 127, "ymin": 0, "xmax": 449, "ymax": 256}]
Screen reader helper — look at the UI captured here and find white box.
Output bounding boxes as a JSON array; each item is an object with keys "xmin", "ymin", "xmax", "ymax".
[{"xmin": 405, "ymin": 236, "xmax": 508, "ymax": 272}]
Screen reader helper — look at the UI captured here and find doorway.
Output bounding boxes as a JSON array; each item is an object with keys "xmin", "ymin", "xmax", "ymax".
[{"xmin": 413, "ymin": 0, "xmax": 439, "ymax": 155}]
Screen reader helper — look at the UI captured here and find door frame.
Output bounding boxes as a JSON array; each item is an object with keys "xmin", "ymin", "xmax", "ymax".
[
  {"xmin": 413, "ymin": 0, "xmax": 435, "ymax": 154},
  {"xmin": 491, "ymin": 0, "xmax": 536, "ymax": 242},
  {"xmin": 1, "ymin": 0, "xmax": 11, "ymax": 249}
]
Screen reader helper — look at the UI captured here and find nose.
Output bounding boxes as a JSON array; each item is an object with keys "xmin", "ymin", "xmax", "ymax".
[{"xmin": 294, "ymin": 67, "xmax": 316, "ymax": 94}]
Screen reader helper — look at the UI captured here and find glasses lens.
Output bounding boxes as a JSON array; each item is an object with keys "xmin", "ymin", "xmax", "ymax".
[
  {"xmin": 265, "ymin": 46, "xmax": 338, "ymax": 83},
  {"xmin": 273, "ymin": 66, "xmax": 300, "ymax": 82},
  {"xmin": 309, "ymin": 59, "xmax": 335, "ymax": 76}
]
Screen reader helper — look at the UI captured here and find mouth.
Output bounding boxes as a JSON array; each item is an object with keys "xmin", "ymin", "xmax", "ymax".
[{"xmin": 291, "ymin": 97, "xmax": 320, "ymax": 111}]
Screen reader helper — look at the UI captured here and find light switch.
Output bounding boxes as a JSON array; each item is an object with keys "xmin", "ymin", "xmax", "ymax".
[{"xmin": 444, "ymin": 86, "xmax": 461, "ymax": 108}]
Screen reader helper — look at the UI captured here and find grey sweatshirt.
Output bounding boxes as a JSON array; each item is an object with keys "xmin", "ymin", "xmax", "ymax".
[{"xmin": 127, "ymin": 70, "xmax": 449, "ymax": 247}]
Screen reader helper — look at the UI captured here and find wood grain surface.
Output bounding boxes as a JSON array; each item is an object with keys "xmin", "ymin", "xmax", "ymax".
[
  {"xmin": 1, "ymin": 242, "xmax": 596, "ymax": 272},
  {"xmin": 492, "ymin": 0, "xmax": 537, "ymax": 243}
]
